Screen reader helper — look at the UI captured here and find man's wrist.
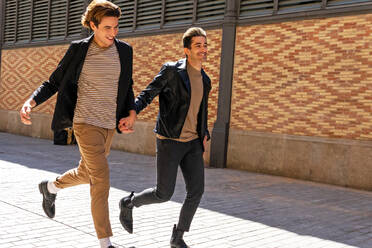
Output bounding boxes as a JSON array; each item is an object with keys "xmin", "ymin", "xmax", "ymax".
[
  {"xmin": 27, "ymin": 99, "xmax": 36, "ymax": 108},
  {"xmin": 129, "ymin": 110, "xmax": 137, "ymax": 118}
]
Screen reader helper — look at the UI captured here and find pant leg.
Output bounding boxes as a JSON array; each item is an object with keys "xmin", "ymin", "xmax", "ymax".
[
  {"xmin": 132, "ymin": 138, "xmax": 185, "ymax": 207},
  {"xmin": 70, "ymin": 123, "xmax": 114, "ymax": 239},
  {"xmin": 177, "ymin": 139, "xmax": 205, "ymax": 232},
  {"xmin": 54, "ymin": 158, "xmax": 90, "ymax": 188}
]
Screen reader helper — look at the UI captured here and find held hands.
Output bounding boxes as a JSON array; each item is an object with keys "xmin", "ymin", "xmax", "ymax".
[
  {"xmin": 118, "ymin": 110, "xmax": 137, "ymax": 134},
  {"xmin": 20, "ymin": 99, "xmax": 36, "ymax": 125}
]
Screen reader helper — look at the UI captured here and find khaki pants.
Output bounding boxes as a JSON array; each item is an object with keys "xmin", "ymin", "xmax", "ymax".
[{"xmin": 54, "ymin": 123, "xmax": 115, "ymax": 239}]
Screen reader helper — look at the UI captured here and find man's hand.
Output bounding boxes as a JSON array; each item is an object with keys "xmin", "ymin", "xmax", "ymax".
[
  {"xmin": 203, "ymin": 135, "xmax": 208, "ymax": 152},
  {"xmin": 118, "ymin": 123, "xmax": 134, "ymax": 133},
  {"xmin": 20, "ymin": 99, "xmax": 36, "ymax": 125},
  {"xmin": 118, "ymin": 110, "xmax": 137, "ymax": 134}
]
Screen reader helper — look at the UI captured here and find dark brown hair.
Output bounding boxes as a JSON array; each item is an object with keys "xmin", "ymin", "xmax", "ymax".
[
  {"xmin": 182, "ymin": 27, "xmax": 207, "ymax": 49},
  {"xmin": 81, "ymin": 0, "xmax": 121, "ymax": 29}
]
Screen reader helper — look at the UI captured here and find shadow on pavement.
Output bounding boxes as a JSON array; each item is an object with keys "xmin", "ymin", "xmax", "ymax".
[{"xmin": 1, "ymin": 132, "xmax": 372, "ymax": 248}]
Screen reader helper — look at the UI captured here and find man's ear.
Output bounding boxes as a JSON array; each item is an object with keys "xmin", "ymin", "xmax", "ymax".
[
  {"xmin": 184, "ymin": 47, "xmax": 189, "ymax": 57},
  {"xmin": 90, "ymin": 21, "xmax": 97, "ymax": 31}
]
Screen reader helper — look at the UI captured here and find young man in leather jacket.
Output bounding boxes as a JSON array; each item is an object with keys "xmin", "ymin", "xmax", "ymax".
[
  {"xmin": 119, "ymin": 27, "xmax": 211, "ymax": 248},
  {"xmin": 19, "ymin": 1, "xmax": 135, "ymax": 247}
]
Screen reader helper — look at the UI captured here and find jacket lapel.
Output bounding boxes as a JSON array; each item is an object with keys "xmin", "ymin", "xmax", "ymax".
[
  {"xmin": 177, "ymin": 58, "xmax": 191, "ymax": 94},
  {"xmin": 114, "ymin": 38, "xmax": 128, "ymax": 86},
  {"xmin": 201, "ymin": 69, "xmax": 211, "ymax": 92},
  {"xmin": 75, "ymin": 35, "xmax": 94, "ymax": 82}
]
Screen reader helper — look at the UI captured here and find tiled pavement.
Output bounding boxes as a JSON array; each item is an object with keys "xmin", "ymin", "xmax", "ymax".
[{"xmin": 0, "ymin": 132, "xmax": 371, "ymax": 248}]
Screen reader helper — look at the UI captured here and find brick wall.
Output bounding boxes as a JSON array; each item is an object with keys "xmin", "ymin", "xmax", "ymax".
[
  {"xmin": 0, "ymin": 29, "xmax": 222, "ymax": 127},
  {"xmin": 1, "ymin": 14, "xmax": 371, "ymax": 140},
  {"xmin": 0, "ymin": 45, "xmax": 67, "ymax": 114},
  {"xmin": 231, "ymin": 14, "xmax": 372, "ymax": 140}
]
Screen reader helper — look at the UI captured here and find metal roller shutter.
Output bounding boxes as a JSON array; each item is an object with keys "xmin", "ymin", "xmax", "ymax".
[
  {"xmin": 17, "ymin": 0, "xmax": 31, "ymax": 43},
  {"xmin": 196, "ymin": 0, "xmax": 226, "ymax": 22},
  {"xmin": 239, "ymin": 0, "xmax": 274, "ymax": 17},
  {"xmin": 67, "ymin": 0, "xmax": 84, "ymax": 37},
  {"xmin": 4, "ymin": 0, "xmax": 17, "ymax": 44},
  {"xmin": 136, "ymin": 0, "xmax": 162, "ymax": 29},
  {"xmin": 327, "ymin": 0, "xmax": 372, "ymax": 7},
  {"xmin": 112, "ymin": 0, "xmax": 135, "ymax": 31},
  {"xmin": 32, "ymin": 0, "xmax": 49, "ymax": 41},
  {"xmin": 49, "ymin": 1, "xmax": 67, "ymax": 39},
  {"xmin": 278, "ymin": 0, "xmax": 322, "ymax": 13},
  {"xmin": 164, "ymin": 0, "xmax": 193, "ymax": 26}
]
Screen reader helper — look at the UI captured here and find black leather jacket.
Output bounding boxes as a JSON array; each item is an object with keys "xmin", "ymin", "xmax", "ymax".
[
  {"xmin": 31, "ymin": 35, "xmax": 135, "ymax": 133},
  {"xmin": 135, "ymin": 58, "xmax": 211, "ymax": 144}
]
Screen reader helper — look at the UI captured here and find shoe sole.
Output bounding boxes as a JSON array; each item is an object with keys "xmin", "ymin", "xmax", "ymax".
[
  {"xmin": 119, "ymin": 199, "xmax": 133, "ymax": 234},
  {"xmin": 38, "ymin": 182, "xmax": 43, "ymax": 195}
]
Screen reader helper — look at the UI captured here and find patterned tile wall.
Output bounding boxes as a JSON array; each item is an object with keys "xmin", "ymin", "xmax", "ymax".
[
  {"xmin": 232, "ymin": 14, "xmax": 372, "ymax": 140},
  {"xmin": 2, "ymin": 13, "xmax": 371, "ymax": 141},
  {"xmin": 0, "ymin": 45, "xmax": 68, "ymax": 114},
  {"xmin": 0, "ymin": 29, "xmax": 222, "ymax": 126}
]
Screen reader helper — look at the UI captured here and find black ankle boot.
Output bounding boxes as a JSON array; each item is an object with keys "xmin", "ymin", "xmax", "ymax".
[
  {"xmin": 119, "ymin": 192, "xmax": 134, "ymax": 234},
  {"xmin": 170, "ymin": 224, "xmax": 189, "ymax": 248}
]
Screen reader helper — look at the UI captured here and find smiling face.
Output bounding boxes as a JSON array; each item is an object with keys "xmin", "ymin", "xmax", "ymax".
[
  {"xmin": 184, "ymin": 36, "xmax": 208, "ymax": 63},
  {"xmin": 90, "ymin": 16, "xmax": 119, "ymax": 48}
]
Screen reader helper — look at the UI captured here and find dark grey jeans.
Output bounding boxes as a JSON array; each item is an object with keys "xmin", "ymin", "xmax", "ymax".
[{"xmin": 132, "ymin": 138, "xmax": 205, "ymax": 232}]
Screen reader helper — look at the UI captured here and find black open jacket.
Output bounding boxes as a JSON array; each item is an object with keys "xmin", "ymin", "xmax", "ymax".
[
  {"xmin": 31, "ymin": 35, "xmax": 135, "ymax": 133},
  {"xmin": 135, "ymin": 58, "xmax": 211, "ymax": 145}
]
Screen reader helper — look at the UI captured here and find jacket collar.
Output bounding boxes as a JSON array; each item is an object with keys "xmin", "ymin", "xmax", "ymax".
[
  {"xmin": 176, "ymin": 59, "xmax": 190, "ymax": 92},
  {"xmin": 176, "ymin": 58, "xmax": 208, "ymax": 75},
  {"xmin": 176, "ymin": 58, "xmax": 187, "ymax": 71},
  {"xmin": 82, "ymin": 34, "xmax": 94, "ymax": 46}
]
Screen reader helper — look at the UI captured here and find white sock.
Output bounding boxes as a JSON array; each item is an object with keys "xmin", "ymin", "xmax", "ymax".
[
  {"xmin": 47, "ymin": 181, "xmax": 61, "ymax": 194},
  {"xmin": 99, "ymin": 237, "xmax": 112, "ymax": 248}
]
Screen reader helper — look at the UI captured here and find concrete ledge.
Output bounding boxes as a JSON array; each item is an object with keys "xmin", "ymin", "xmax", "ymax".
[
  {"xmin": 4, "ymin": 109, "xmax": 371, "ymax": 190},
  {"xmin": 0, "ymin": 109, "xmax": 53, "ymax": 139},
  {"xmin": 227, "ymin": 129, "xmax": 372, "ymax": 191},
  {"xmin": 111, "ymin": 121, "xmax": 156, "ymax": 155}
]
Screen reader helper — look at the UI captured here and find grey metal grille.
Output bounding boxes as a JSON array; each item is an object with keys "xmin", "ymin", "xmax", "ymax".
[
  {"xmin": 197, "ymin": 0, "xmax": 226, "ymax": 22},
  {"xmin": 240, "ymin": 0, "xmax": 274, "ymax": 17},
  {"xmin": 2, "ymin": 0, "xmax": 372, "ymax": 48},
  {"xmin": 164, "ymin": 0, "xmax": 193, "ymax": 26}
]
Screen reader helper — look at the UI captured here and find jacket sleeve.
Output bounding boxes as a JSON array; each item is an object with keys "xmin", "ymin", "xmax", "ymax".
[
  {"xmin": 135, "ymin": 64, "xmax": 170, "ymax": 114},
  {"xmin": 205, "ymin": 89, "xmax": 211, "ymax": 141},
  {"xmin": 31, "ymin": 43, "xmax": 77, "ymax": 106},
  {"xmin": 124, "ymin": 46, "xmax": 136, "ymax": 112},
  {"xmin": 125, "ymin": 78, "xmax": 136, "ymax": 112}
]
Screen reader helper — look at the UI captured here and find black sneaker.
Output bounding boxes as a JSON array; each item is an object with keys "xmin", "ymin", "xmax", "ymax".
[
  {"xmin": 119, "ymin": 191, "xmax": 134, "ymax": 234},
  {"xmin": 38, "ymin": 180, "xmax": 56, "ymax": 218}
]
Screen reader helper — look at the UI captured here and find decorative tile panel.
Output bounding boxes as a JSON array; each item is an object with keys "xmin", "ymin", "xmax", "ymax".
[{"xmin": 231, "ymin": 14, "xmax": 372, "ymax": 140}]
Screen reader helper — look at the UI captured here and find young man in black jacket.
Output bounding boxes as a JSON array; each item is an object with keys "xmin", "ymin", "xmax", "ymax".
[
  {"xmin": 19, "ymin": 1, "xmax": 135, "ymax": 247},
  {"xmin": 119, "ymin": 27, "xmax": 211, "ymax": 248}
]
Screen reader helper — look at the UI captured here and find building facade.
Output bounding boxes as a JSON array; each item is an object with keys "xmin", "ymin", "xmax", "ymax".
[{"xmin": 1, "ymin": 0, "xmax": 372, "ymax": 190}]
